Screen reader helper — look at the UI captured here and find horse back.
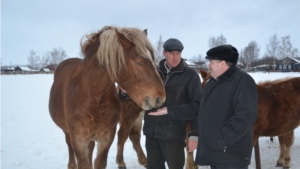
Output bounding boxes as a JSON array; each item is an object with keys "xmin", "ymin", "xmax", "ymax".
[{"xmin": 255, "ymin": 77, "xmax": 300, "ymax": 136}]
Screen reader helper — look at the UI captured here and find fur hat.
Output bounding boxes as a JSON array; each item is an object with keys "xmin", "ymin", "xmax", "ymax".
[
  {"xmin": 205, "ymin": 44, "xmax": 239, "ymax": 65},
  {"xmin": 163, "ymin": 38, "xmax": 184, "ymax": 51}
]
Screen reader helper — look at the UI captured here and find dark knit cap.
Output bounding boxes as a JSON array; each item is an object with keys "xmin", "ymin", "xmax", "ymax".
[
  {"xmin": 163, "ymin": 38, "xmax": 184, "ymax": 51},
  {"xmin": 205, "ymin": 44, "xmax": 239, "ymax": 65}
]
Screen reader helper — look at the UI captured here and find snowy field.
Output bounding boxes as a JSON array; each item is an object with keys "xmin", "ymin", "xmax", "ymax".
[{"xmin": 1, "ymin": 71, "xmax": 300, "ymax": 169}]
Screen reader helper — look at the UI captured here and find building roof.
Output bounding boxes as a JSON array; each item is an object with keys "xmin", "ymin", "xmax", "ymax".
[
  {"xmin": 40, "ymin": 68, "xmax": 51, "ymax": 72},
  {"xmin": 280, "ymin": 56, "xmax": 300, "ymax": 63},
  {"xmin": 255, "ymin": 64, "xmax": 269, "ymax": 68},
  {"xmin": 16, "ymin": 66, "xmax": 32, "ymax": 71}
]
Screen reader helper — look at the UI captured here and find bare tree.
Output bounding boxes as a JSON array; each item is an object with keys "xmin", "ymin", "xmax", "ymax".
[
  {"xmin": 40, "ymin": 52, "xmax": 51, "ymax": 68},
  {"xmin": 265, "ymin": 34, "xmax": 279, "ymax": 70},
  {"xmin": 238, "ymin": 48, "xmax": 247, "ymax": 68},
  {"xmin": 50, "ymin": 47, "xmax": 67, "ymax": 68},
  {"xmin": 278, "ymin": 35, "xmax": 293, "ymax": 70},
  {"xmin": 27, "ymin": 50, "xmax": 40, "ymax": 70},
  {"xmin": 241, "ymin": 41, "xmax": 260, "ymax": 71},
  {"xmin": 191, "ymin": 54, "xmax": 204, "ymax": 63},
  {"xmin": 291, "ymin": 48, "xmax": 299, "ymax": 58},
  {"xmin": 207, "ymin": 34, "xmax": 227, "ymax": 48},
  {"xmin": 154, "ymin": 35, "xmax": 164, "ymax": 64}
]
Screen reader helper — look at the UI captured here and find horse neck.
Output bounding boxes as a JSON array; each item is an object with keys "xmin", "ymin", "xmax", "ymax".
[{"xmin": 81, "ymin": 57, "xmax": 115, "ymax": 91}]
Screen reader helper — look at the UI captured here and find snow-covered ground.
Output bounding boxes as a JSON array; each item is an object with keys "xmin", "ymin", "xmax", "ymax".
[{"xmin": 1, "ymin": 72, "xmax": 300, "ymax": 169}]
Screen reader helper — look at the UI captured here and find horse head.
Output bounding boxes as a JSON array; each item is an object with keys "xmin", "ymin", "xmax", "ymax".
[{"xmin": 89, "ymin": 27, "xmax": 165, "ymax": 110}]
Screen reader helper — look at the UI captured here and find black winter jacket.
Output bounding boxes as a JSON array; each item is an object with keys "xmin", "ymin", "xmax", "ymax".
[
  {"xmin": 167, "ymin": 66, "xmax": 258, "ymax": 166},
  {"xmin": 143, "ymin": 59, "xmax": 201, "ymax": 141},
  {"xmin": 196, "ymin": 66, "xmax": 258, "ymax": 167}
]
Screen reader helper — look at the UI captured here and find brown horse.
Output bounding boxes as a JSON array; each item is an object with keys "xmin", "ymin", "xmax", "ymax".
[
  {"xmin": 254, "ymin": 77, "xmax": 300, "ymax": 168},
  {"xmin": 200, "ymin": 70, "xmax": 300, "ymax": 169},
  {"xmin": 49, "ymin": 26, "xmax": 166, "ymax": 169}
]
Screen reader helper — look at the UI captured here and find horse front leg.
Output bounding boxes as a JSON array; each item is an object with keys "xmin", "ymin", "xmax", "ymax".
[
  {"xmin": 185, "ymin": 122, "xmax": 198, "ymax": 169},
  {"xmin": 276, "ymin": 135, "xmax": 286, "ymax": 168},
  {"xmin": 94, "ymin": 128, "xmax": 116, "ymax": 169},
  {"xmin": 64, "ymin": 131, "xmax": 77, "ymax": 169},
  {"xmin": 129, "ymin": 113, "xmax": 147, "ymax": 168},
  {"xmin": 88, "ymin": 141, "xmax": 95, "ymax": 167},
  {"xmin": 70, "ymin": 135, "xmax": 93, "ymax": 169},
  {"xmin": 116, "ymin": 122, "xmax": 133, "ymax": 169},
  {"xmin": 277, "ymin": 131, "xmax": 294, "ymax": 169},
  {"xmin": 185, "ymin": 150, "xmax": 198, "ymax": 169}
]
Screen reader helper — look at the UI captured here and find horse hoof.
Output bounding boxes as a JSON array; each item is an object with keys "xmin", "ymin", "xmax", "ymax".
[
  {"xmin": 144, "ymin": 165, "xmax": 147, "ymax": 168},
  {"xmin": 118, "ymin": 166, "xmax": 126, "ymax": 169},
  {"xmin": 276, "ymin": 163, "xmax": 283, "ymax": 167},
  {"xmin": 283, "ymin": 167, "xmax": 290, "ymax": 169}
]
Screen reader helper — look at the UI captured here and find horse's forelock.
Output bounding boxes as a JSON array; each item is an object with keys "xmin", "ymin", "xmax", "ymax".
[{"xmin": 119, "ymin": 27, "xmax": 155, "ymax": 62}]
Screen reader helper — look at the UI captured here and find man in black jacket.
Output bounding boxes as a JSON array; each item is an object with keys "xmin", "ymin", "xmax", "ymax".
[
  {"xmin": 144, "ymin": 38, "xmax": 201, "ymax": 169},
  {"xmin": 150, "ymin": 44, "xmax": 258, "ymax": 169}
]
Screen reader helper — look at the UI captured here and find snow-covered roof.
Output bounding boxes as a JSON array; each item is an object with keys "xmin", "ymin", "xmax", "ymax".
[
  {"xmin": 41, "ymin": 68, "xmax": 51, "ymax": 72},
  {"xmin": 4, "ymin": 67, "xmax": 15, "ymax": 70},
  {"xmin": 17, "ymin": 66, "xmax": 32, "ymax": 71},
  {"xmin": 289, "ymin": 56, "xmax": 300, "ymax": 63},
  {"xmin": 255, "ymin": 64, "xmax": 269, "ymax": 68},
  {"xmin": 280, "ymin": 56, "xmax": 300, "ymax": 63},
  {"xmin": 185, "ymin": 60, "xmax": 198, "ymax": 66}
]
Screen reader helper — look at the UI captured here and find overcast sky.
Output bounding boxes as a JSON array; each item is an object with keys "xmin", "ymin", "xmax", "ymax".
[{"xmin": 1, "ymin": 0, "xmax": 300, "ymax": 66}]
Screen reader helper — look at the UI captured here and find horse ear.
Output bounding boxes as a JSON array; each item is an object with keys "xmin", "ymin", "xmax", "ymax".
[
  {"xmin": 143, "ymin": 29, "xmax": 148, "ymax": 36},
  {"xmin": 115, "ymin": 29, "xmax": 133, "ymax": 50}
]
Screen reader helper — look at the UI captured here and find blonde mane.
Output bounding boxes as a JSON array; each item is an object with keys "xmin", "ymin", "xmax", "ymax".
[{"xmin": 80, "ymin": 26, "xmax": 154, "ymax": 80}]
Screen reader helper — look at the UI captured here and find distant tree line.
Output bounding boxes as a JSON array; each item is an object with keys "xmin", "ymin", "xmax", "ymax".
[
  {"xmin": 28, "ymin": 34, "xmax": 299, "ymax": 71},
  {"xmin": 153, "ymin": 34, "xmax": 299, "ymax": 71},
  {"xmin": 27, "ymin": 47, "xmax": 68, "ymax": 70}
]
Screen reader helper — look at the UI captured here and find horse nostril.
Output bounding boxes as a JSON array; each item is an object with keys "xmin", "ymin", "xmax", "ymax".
[
  {"xmin": 155, "ymin": 97, "xmax": 162, "ymax": 106},
  {"xmin": 144, "ymin": 97, "xmax": 152, "ymax": 109}
]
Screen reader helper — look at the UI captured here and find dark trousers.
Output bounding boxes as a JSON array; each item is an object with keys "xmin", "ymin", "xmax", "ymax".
[
  {"xmin": 145, "ymin": 136, "xmax": 185, "ymax": 169},
  {"xmin": 211, "ymin": 166, "xmax": 248, "ymax": 169}
]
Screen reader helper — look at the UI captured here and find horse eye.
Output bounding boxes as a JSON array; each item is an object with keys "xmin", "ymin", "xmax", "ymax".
[{"xmin": 136, "ymin": 61, "xmax": 143, "ymax": 66}]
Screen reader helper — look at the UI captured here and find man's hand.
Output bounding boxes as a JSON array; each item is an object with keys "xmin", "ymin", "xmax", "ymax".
[
  {"xmin": 148, "ymin": 107, "xmax": 168, "ymax": 116},
  {"xmin": 188, "ymin": 139, "xmax": 198, "ymax": 152}
]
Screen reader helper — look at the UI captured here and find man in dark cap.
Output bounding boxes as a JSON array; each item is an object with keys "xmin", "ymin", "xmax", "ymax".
[
  {"xmin": 143, "ymin": 38, "xmax": 201, "ymax": 169},
  {"xmin": 149, "ymin": 44, "xmax": 258, "ymax": 169}
]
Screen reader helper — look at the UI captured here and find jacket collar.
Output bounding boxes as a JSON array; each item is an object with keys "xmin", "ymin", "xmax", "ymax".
[
  {"xmin": 159, "ymin": 58, "xmax": 185, "ymax": 73},
  {"xmin": 217, "ymin": 65, "xmax": 238, "ymax": 80}
]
